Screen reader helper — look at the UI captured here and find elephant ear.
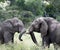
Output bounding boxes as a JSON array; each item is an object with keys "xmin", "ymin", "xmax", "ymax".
[{"xmin": 40, "ymin": 20, "xmax": 48, "ymax": 37}]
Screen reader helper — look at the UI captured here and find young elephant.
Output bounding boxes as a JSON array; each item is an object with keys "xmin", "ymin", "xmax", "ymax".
[
  {"xmin": 19, "ymin": 17, "xmax": 60, "ymax": 50},
  {"xmin": 0, "ymin": 17, "xmax": 26, "ymax": 44}
]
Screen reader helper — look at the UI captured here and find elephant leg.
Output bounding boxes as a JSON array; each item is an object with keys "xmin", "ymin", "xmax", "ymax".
[
  {"xmin": 4, "ymin": 31, "xmax": 12, "ymax": 44},
  {"xmin": 11, "ymin": 33, "xmax": 14, "ymax": 43}
]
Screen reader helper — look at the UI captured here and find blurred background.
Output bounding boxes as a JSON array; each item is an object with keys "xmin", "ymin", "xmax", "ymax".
[
  {"xmin": 0, "ymin": 0, "xmax": 60, "ymax": 50},
  {"xmin": 0, "ymin": 0, "xmax": 60, "ymax": 27}
]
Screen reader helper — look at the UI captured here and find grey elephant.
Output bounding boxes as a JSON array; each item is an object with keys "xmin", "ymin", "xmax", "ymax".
[
  {"xmin": 0, "ymin": 17, "xmax": 26, "ymax": 44},
  {"xmin": 19, "ymin": 17, "xmax": 60, "ymax": 50}
]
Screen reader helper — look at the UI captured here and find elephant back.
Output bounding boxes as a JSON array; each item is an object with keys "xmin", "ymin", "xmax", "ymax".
[{"xmin": 2, "ymin": 20, "xmax": 13, "ymax": 32}]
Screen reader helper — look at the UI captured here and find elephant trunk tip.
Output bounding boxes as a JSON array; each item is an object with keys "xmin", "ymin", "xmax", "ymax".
[
  {"xmin": 19, "ymin": 38, "xmax": 23, "ymax": 41},
  {"xmin": 19, "ymin": 28, "xmax": 26, "ymax": 41},
  {"xmin": 19, "ymin": 35, "xmax": 23, "ymax": 41},
  {"xmin": 19, "ymin": 34, "xmax": 23, "ymax": 41}
]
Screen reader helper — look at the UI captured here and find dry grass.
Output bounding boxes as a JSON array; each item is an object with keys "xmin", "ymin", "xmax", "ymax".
[{"xmin": 0, "ymin": 32, "xmax": 54, "ymax": 50}]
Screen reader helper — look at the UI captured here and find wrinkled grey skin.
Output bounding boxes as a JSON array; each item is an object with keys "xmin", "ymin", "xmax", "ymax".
[
  {"xmin": 19, "ymin": 17, "xmax": 60, "ymax": 50},
  {"xmin": 0, "ymin": 17, "xmax": 26, "ymax": 44}
]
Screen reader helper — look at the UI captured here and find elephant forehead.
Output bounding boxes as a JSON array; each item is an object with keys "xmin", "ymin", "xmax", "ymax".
[
  {"xmin": 32, "ymin": 17, "xmax": 45, "ymax": 25},
  {"xmin": 3, "ymin": 22, "xmax": 13, "ymax": 28},
  {"xmin": 36, "ymin": 17, "xmax": 44, "ymax": 22},
  {"xmin": 13, "ymin": 20, "xmax": 24, "ymax": 26},
  {"xmin": 38, "ymin": 17, "xmax": 44, "ymax": 20},
  {"xmin": 12, "ymin": 18, "xmax": 22, "ymax": 23}
]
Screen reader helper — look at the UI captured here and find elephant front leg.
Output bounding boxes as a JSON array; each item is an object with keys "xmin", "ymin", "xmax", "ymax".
[
  {"xmin": 4, "ymin": 31, "xmax": 13, "ymax": 44},
  {"xmin": 11, "ymin": 33, "xmax": 14, "ymax": 43}
]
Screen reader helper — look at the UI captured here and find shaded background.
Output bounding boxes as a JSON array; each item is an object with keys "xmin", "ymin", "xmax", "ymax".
[{"xmin": 0, "ymin": 0, "xmax": 60, "ymax": 27}]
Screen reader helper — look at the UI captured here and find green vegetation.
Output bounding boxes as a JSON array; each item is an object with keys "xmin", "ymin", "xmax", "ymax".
[{"xmin": 0, "ymin": 0, "xmax": 60, "ymax": 26}]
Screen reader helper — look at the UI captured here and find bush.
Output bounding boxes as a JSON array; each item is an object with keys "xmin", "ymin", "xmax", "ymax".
[{"xmin": 20, "ymin": 11, "xmax": 35, "ymax": 27}]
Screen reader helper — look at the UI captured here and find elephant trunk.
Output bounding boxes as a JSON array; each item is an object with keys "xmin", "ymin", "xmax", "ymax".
[
  {"xmin": 30, "ymin": 32, "xmax": 39, "ymax": 46},
  {"xmin": 19, "ymin": 28, "xmax": 26, "ymax": 41}
]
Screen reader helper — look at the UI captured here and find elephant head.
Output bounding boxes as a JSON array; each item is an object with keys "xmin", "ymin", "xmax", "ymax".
[
  {"xmin": 0, "ymin": 17, "xmax": 26, "ymax": 44},
  {"xmin": 19, "ymin": 17, "xmax": 48, "ymax": 45},
  {"xmin": 11, "ymin": 17, "xmax": 26, "ymax": 33},
  {"xmin": 8, "ymin": 17, "xmax": 26, "ymax": 41}
]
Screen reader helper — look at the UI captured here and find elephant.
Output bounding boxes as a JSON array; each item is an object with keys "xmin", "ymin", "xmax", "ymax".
[
  {"xmin": 0, "ymin": 17, "xmax": 26, "ymax": 44},
  {"xmin": 19, "ymin": 17, "xmax": 60, "ymax": 50}
]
